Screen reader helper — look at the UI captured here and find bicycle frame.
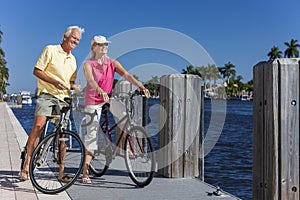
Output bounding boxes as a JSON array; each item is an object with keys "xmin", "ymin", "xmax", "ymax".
[
  {"xmin": 86, "ymin": 90, "xmax": 155, "ymax": 187},
  {"xmin": 33, "ymin": 107, "xmax": 70, "ymax": 166},
  {"xmin": 99, "ymin": 95, "xmax": 147, "ymax": 157},
  {"xmin": 100, "ymin": 107, "xmax": 130, "ymax": 156}
]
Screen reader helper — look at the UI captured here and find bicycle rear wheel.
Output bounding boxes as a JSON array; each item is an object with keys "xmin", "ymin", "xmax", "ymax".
[
  {"xmin": 124, "ymin": 126, "xmax": 155, "ymax": 187},
  {"xmin": 29, "ymin": 130, "xmax": 85, "ymax": 194},
  {"xmin": 89, "ymin": 131, "xmax": 110, "ymax": 177}
]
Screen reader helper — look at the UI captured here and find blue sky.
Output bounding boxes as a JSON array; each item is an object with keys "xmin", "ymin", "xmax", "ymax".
[{"xmin": 1, "ymin": 0, "xmax": 299, "ymax": 94}]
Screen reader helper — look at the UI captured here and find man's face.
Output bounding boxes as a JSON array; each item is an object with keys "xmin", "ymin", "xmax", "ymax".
[{"xmin": 64, "ymin": 29, "xmax": 81, "ymax": 50}]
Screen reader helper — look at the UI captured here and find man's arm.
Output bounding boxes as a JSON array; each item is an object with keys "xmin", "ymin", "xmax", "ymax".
[
  {"xmin": 33, "ymin": 68, "xmax": 69, "ymax": 90},
  {"xmin": 70, "ymin": 72, "xmax": 81, "ymax": 92}
]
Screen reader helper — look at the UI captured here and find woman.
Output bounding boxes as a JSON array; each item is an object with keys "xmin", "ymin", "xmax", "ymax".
[{"xmin": 82, "ymin": 35, "xmax": 150, "ymax": 183}]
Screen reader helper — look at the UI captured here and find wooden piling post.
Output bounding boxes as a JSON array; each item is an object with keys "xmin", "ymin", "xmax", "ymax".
[
  {"xmin": 113, "ymin": 80, "xmax": 145, "ymax": 127},
  {"xmin": 253, "ymin": 58, "xmax": 300, "ymax": 200},
  {"xmin": 158, "ymin": 74, "xmax": 202, "ymax": 178}
]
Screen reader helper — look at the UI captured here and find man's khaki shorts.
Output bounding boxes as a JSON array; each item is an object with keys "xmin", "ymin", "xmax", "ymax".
[{"xmin": 35, "ymin": 93, "xmax": 70, "ymax": 119}]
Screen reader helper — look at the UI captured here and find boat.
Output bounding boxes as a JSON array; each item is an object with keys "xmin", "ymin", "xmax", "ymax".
[
  {"xmin": 240, "ymin": 94, "xmax": 251, "ymax": 101},
  {"xmin": 204, "ymin": 89, "xmax": 218, "ymax": 99},
  {"xmin": 20, "ymin": 91, "xmax": 32, "ymax": 104}
]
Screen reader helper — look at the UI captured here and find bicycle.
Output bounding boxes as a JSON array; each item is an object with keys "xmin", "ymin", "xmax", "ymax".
[
  {"xmin": 28, "ymin": 95, "xmax": 89, "ymax": 194},
  {"xmin": 20, "ymin": 105, "xmax": 73, "ymax": 172},
  {"xmin": 83, "ymin": 89, "xmax": 155, "ymax": 187}
]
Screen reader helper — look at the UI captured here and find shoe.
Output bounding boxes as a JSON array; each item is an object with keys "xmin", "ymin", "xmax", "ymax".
[
  {"xmin": 19, "ymin": 169, "xmax": 29, "ymax": 181},
  {"xmin": 82, "ymin": 177, "xmax": 92, "ymax": 184},
  {"xmin": 57, "ymin": 174, "xmax": 72, "ymax": 183}
]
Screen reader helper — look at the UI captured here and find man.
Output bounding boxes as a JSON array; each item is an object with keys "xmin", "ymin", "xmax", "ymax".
[{"xmin": 19, "ymin": 25, "xmax": 84, "ymax": 182}]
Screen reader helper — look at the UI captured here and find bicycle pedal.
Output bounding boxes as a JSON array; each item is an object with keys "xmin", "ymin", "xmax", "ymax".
[{"xmin": 20, "ymin": 150, "xmax": 26, "ymax": 159}]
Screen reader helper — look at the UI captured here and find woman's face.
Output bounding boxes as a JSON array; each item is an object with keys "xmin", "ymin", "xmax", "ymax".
[{"xmin": 95, "ymin": 43, "xmax": 108, "ymax": 54}]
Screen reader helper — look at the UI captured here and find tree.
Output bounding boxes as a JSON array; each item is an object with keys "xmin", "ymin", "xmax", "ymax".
[
  {"xmin": 218, "ymin": 62, "xmax": 236, "ymax": 86},
  {"xmin": 205, "ymin": 64, "xmax": 221, "ymax": 89},
  {"xmin": 0, "ymin": 26, "xmax": 9, "ymax": 94},
  {"xmin": 144, "ymin": 76, "xmax": 160, "ymax": 97},
  {"xmin": 233, "ymin": 75, "xmax": 244, "ymax": 96},
  {"xmin": 182, "ymin": 65, "xmax": 197, "ymax": 75},
  {"xmin": 267, "ymin": 46, "xmax": 282, "ymax": 61},
  {"xmin": 284, "ymin": 39, "xmax": 300, "ymax": 58}
]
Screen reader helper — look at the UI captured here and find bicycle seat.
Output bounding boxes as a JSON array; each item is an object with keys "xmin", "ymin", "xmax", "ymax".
[
  {"xmin": 61, "ymin": 97, "xmax": 72, "ymax": 113},
  {"xmin": 48, "ymin": 105, "xmax": 60, "ymax": 118},
  {"xmin": 101, "ymin": 103, "xmax": 110, "ymax": 114}
]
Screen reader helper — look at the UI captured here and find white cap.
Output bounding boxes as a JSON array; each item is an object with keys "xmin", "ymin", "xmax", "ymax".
[{"xmin": 91, "ymin": 35, "xmax": 111, "ymax": 45}]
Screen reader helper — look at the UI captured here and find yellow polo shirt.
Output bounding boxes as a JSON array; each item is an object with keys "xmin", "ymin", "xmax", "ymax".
[{"xmin": 35, "ymin": 45, "xmax": 77, "ymax": 101}]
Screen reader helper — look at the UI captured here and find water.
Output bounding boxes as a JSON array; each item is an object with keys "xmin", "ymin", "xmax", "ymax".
[
  {"xmin": 12, "ymin": 98, "xmax": 253, "ymax": 200},
  {"xmin": 204, "ymin": 100, "xmax": 252, "ymax": 200}
]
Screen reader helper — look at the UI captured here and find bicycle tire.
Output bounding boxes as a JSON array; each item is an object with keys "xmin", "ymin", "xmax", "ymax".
[
  {"xmin": 89, "ymin": 131, "xmax": 110, "ymax": 177},
  {"xmin": 20, "ymin": 124, "xmax": 47, "ymax": 171},
  {"xmin": 29, "ymin": 130, "xmax": 85, "ymax": 194},
  {"xmin": 124, "ymin": 126, "xmax": 155, "ymax": 187}
]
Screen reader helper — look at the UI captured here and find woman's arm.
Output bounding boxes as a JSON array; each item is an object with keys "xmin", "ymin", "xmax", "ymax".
[{"xmin": 114, "ymin": 60, "xmax": 150, "ymax": 98}]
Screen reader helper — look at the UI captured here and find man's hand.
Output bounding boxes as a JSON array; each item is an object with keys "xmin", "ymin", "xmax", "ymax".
[
  {"xmin": 72, "ymin": 84, "xmax": 81, "ymax": 93},
  {"xmin": 55, "ymin": 81, "xmax": 69, "ymax": 90}
]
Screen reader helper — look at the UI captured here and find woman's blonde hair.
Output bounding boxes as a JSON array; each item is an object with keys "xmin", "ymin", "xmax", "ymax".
[{"xmin": 89, "ymin": 43, "xmax": 98, "ymax": 59}]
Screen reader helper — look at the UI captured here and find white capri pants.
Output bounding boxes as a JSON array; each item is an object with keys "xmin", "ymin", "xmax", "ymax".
[{"xmin": 84, "ymin": 99, "xmax": 126, "ymax": 151}]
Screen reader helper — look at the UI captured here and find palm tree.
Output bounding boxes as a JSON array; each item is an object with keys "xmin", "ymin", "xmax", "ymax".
[
  {"xmin": 219, "ymin": 62, "xmax": 236, "ymax": 86},
  {"xmin": 0, "ymin": 26, "xmax": 2, "ymax": 43},
  {"xmin": 234, "ymin": 75, "xmax": 244, "ymax": 95},
  {"xmin": 205, "ymin": 64, "xmax": 220, "ymax": 89},
  {"xmin": 267, "ymin": 46, "xmax": 282, "ymax": 61},
  {"xmin": 144, "ymin": 76, "xmax": 160, "ymax": 97},
  {"xmin": 182, "ymin": 65, "xmax": 196, "ymax": 75},
  {"xmin": 284, "ymin": 39, "xmax": 300, "ymax": 58},
  {"xmin": 194, "ymin": 65, "xmax": 207, "ymax": 87},
  {"xmin": 0, "ymin": 64, "xmax": 9, "ymax": 93},
  {"xmin": 0, "ymin": 25, "xmax": 9, "ymax": 94}
]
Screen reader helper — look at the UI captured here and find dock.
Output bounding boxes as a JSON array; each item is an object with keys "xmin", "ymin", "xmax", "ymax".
[
  {"xmin": 0, "ymin": 102, "xmax": 240, "ymax": 200},
  {"xmin": 6, "ymin": 102, "xmax": 22, "ymax": 108}
]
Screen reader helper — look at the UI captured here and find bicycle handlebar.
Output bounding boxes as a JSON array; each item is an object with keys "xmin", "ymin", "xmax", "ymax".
[
  {"xmin": 70, "ymin": 89, "xmax": 144, "ymax": 127},
  {"xmin": 69, "ymin": 91, "xmax": 97, "ymax": 127},
  {"xmin": 113, "ymin": 89, "xmax": 144, "ymax": 100}
]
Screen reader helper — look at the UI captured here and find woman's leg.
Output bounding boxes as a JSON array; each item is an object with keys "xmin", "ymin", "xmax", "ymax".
[
  {"xmin": 82, "ymin": 151, "xmax": 93, "ymax": 178},
  {"xmin": 82, "ymin": 104, "xmax": 102, "ymax": 182}
]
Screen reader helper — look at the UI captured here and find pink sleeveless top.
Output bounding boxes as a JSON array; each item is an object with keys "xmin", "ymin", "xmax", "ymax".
[{"xmin": 84, "ymin": 57, "xmax": 115, "ymax": 105}]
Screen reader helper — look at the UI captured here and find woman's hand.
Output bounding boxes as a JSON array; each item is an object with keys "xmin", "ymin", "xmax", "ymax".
[
  {"xmin": 98, "ymin": 91, "xmax": 109, "ymax": 102},
  {"xmin": 141, "ymin": 87, "xmax": 150, "ymax": 98}
]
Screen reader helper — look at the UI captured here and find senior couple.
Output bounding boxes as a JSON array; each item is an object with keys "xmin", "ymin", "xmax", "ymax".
[{"xmin": 19, "ymin": 25, "xmax": 150, "ymax": 184}]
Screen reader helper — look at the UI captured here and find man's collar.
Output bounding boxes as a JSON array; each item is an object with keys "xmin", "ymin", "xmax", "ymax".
[{"xmin": 58, "ymin": 45, "xmax": 71, "ymax": 57}]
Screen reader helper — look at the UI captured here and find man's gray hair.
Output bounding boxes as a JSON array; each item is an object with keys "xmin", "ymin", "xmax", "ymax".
[{"xmin": 63, "ymin": 25, "xmax": 85, "ymax": 40}]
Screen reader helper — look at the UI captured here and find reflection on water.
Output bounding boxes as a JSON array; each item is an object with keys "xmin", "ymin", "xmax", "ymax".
[{"xmin": 12, "ymin": 98, "xmax": 252, "ymax": 200}]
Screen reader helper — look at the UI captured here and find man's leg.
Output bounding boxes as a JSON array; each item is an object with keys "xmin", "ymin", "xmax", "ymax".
[{"xmin": 20, "ymin": 115, "xmax": 47, "ymax": 180}]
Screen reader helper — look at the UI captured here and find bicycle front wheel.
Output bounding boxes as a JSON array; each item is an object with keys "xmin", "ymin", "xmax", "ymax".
[
  {"xmin": 29, "ymin": 130, "xmax": 85, "ymax": 194},
  {"xmin": 124, "ymin": 126, "xmax": 155, "ymax": 187}
]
